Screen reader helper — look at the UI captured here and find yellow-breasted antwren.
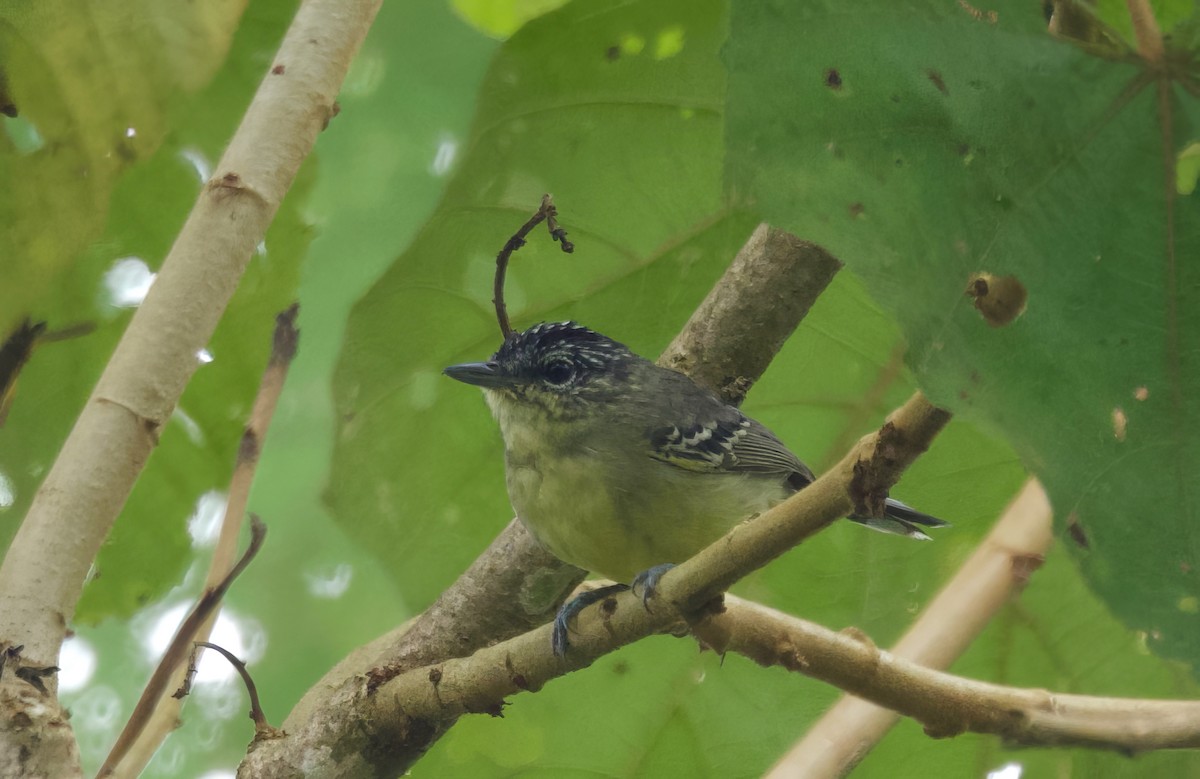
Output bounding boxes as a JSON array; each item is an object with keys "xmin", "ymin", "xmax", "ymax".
[{"xmin": 444, "ymin": 322, "xmax": 945, "ymax": 653}]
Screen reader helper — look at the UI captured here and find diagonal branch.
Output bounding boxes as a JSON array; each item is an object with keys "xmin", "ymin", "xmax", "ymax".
[
  {"xmin": 695, "ymin": 594, "xmax": 1200, "ymax": 753},
  {"xmin": 363, "ymin": 390, "xmax": 949, "ymax": 756},
  {"xmin": 766, "ymin": 477, "xmax": 1054, "ymax": 778}
]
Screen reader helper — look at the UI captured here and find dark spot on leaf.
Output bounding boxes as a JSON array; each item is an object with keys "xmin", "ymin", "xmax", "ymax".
[
  {"xmin": 957, "ymin": 143, "xmax": 970, "ymax": 156},
  {"xmin": 926, "ymin": 68, "xmax": 948, "ymax": 95},
  {"xmin": 849, "ymin": 202, "xmax": 864, "ymax": 218},
  {"xmin": 611, "ymin": 660, "xmax": 629, "ymax": 675},
  {"xmin": 824, "ymin": 68, "xmax": 842, "ymax": 89},
  {"xmin": 605, "ymin": 45, "xmax": 620, "ymax": 61},
  {"xmin": 966, "ymin": 272, "xmax": 1027, "ymax": 327},
  {"xmin": 1067, "ymin": 514, "xmax": 1090, "ymax": 549}
]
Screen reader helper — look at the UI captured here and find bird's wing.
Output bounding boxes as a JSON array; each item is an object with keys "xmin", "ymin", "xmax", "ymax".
[{"xmin": 646, "ymin": 407, "xmax": 814, "ymax": 483}]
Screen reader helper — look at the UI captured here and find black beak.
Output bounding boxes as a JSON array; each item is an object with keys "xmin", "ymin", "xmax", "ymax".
[{"xmin": 443, "ymin": 361, "xmax": 518, "ymax": 389}]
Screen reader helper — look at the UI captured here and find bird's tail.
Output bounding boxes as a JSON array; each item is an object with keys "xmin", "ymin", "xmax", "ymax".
[{"xmin": 848, "ymin": 498, "xmax": 949, "ymax": 541}]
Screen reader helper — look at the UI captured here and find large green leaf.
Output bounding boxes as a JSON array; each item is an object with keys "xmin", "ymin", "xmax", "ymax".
[
  {"xmin": 725, "ymin": 0, "xmax": 1200, "ymax": 671},
  {"xmin": 331, "ymin": 0, "xmax": 1199, "ymax": 776}
]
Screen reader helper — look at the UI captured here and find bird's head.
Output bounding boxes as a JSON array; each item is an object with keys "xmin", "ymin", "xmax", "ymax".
[{"xmin": 443, "ymin": 322, "xmax": 638, "ymax": 421}]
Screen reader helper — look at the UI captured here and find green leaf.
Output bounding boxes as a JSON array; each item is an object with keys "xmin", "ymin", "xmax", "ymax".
[{"xmin": 725, "ymin": 0, "xmax": 1200, "ymax": 672}]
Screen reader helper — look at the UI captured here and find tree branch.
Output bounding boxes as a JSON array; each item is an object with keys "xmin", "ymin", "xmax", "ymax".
[
  {"xmin": 0, "ymin": 0, "xmax": 379, "ymax": 774},
  {"xmin": 660, "ymin": 224, "xmax": 841, "ymax": 406},
  {"xmin": 237, "ymin": 224, "xmax": 844, "ymax": 778},
  {"xmin": 102, "ymin": 306, "xmax": 299, "ymax": 779},
  {"xmin": 357, "ymin": 389, "xmax": 949, "ymax": 767},
  {"xmin": 766, "ymin": 478, "xmax": 1054, "ymax": 777},
  {"xmin": 695, "ymin": 593, "xmax": 1200, "ymax": 754}
]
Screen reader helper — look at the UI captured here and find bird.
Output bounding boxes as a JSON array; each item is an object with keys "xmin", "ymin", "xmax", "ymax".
[{"xmin": 444, "ymin": 321, "xmax": 946, "ymax": 653}]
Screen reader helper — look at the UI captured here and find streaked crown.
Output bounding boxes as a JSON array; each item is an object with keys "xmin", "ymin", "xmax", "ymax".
[{"xmin": 493, "ymin": 322, "xmax": 633, "ymax": 394}]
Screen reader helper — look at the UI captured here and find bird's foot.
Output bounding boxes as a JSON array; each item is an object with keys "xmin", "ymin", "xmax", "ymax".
[
  {"xmin": 552, "ymin": 583, "xmax": 630, "ymax": 657},
  {"xmin": 630, "ymin": 563, "xmax": 676, "ymax": 609}
]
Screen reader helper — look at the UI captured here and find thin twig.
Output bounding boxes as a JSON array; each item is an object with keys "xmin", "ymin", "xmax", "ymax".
[
  {"xmin": 492, "ymin": 194, "xmax": 573, "ymax": 339},
  {"xmin": 1124, "ymin": 0, "xmax": 1163, "ymax": 64},
  {"xmin": 97, "ymin": 517, "xmax": 267, "ymax": 778},
  {"xmin": 766, "ymin": 478, "xmax": 1054, "ymax": 778},
  {"xmin": 193, "ymin": 642, "xmax": 283, "ymax": 739},
  {"xmin": 104, "ymin": 305, "xmax": 299, "ymax": 778}
]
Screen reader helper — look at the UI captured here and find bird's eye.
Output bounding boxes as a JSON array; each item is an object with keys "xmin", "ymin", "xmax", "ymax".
[{"xmin": 542, "ymin": 359, "xmax": 575, "ymax": 385}]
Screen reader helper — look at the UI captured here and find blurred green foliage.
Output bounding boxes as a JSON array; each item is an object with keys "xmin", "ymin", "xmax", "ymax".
[{"xmin": 2, "ymin": 0, "xmax": 1197, "ymax": 776}]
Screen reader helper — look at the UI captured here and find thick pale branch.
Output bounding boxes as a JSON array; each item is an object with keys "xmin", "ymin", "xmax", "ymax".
[
  {"xmin": 0, "ymin": 0, "xmax": 378, "ymax": 774},
  {"xmin": 769, "ymin": 478, "xmax": 1053, "ymax": 778},
  {"xmin": 696, "ymin": 594, "xmax": 1200, "ymax": 754}
]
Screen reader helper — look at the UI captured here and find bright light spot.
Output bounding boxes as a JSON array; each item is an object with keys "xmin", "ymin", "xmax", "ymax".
[
  {"xmin": 619, "ymin": 32, "xmax": 645, "ymax": 56},
  {"xmin": 5, "ymin": 116, "xmax": 44, "ymax": 155},
  {"xmin": 305, "ymin": 563, "xmax": 353, "ymax": 599},
  {"xmin": 125, "ymin": 127, "xmax": 137, "ymax": 138},
  {"xmin": 429, "ymin": 135, "xmax": 458, "ymax": 177},
  {"xmin": 142, "ymin": 604, "xmax": 266, "ymax": 686},
  {"xmin": 653, "ymin": 25, "xmax": 685, "ymax": 59},
  {"xmin": 198, "ymin": 771, "xmax": 236, "ymax": 779},
  {"xmin": 172, "ymin": 406, "xmax": 205, "ymax": 446},
  {"xmin": 195, "ymin": 679, "xmax": 245, "ymax": 721},
  {"xmin": 188, "ymin": 491, "xmax": 227, "ymax": 547},
  {"xmin": 255, "ymin": 239, "xmax": 267, "ymax": 257},
  {"xmin": 987, "ymin": 762, "xmax": 1023, "ymax": 779},
  {"xmin": 0, "ymin": 469, "xmax": 13, "ymax": 508},
  {"xmin": 409, "ymin": 369, "xmax": 439, "ymax": 410},
  {"xmin": 103, "ymin": 257, "xmax": 155, "ymax": 308},
  {"xmin": 197, "ymin": 348, "xmax": 214, "ymax": 364},
  {"xmin": 58, "ymin": 636, "xmax": 97, "ymax": 692},
  {"xmin": 342, "ymin": 50, "xmax": 385, "ymax": 97},
  {"xmin": 68, "ymin": 685, "xmax": 122, "ymax": 731},
  {"xmin": 179, "ymin": 146, "xmax": 213, "ymax": 183},
  {"xmin": 151, "ymin": 741, "xmax": 185, "ymax": 775},
  {"xmin": 1112, "ymin": 407, "xmax": 1127, "ymax": 442}
]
